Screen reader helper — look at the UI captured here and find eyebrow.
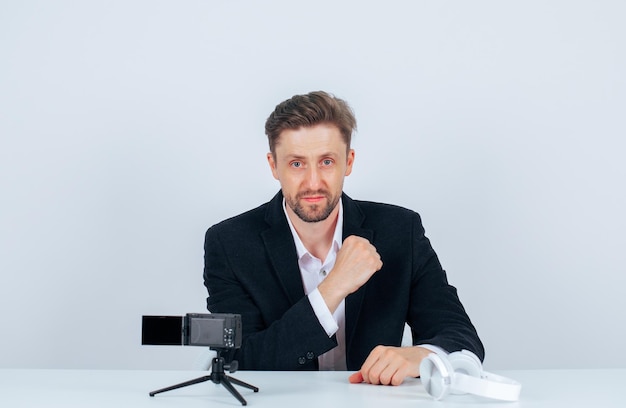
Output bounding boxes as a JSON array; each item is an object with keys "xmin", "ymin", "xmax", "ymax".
[{"xmin": 284, "ymin": 152, "xmax": 340, "ymax": 161}]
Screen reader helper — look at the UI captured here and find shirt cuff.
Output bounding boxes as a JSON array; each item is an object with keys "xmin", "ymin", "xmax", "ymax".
[
  {"xmin": 416, "ymin": 344, "xmax": 449, "ymax": 356},
  {"xmin": 308, "ymin": 288, "xmax": 339, "ymax": 337}
]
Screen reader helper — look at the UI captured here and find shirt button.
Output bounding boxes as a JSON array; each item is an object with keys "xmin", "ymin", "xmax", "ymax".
[
  {"xmin": 321, "ymin": 270, "xmax": 327, "ymax": 276},
  {"xmin": 306, "ymin": 351, "xmax": 315, "ymax": 360},
  {"xmin": 298, "ymin": 356, "xmax": 306, "ymax": 365}
]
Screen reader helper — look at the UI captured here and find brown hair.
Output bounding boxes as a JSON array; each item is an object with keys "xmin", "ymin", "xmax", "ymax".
[{"xmin": 265, "ymin": 91, "xmax": 357, "ymax": 156}]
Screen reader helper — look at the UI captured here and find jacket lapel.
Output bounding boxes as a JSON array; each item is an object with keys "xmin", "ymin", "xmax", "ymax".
[
  {"xmin": 341, "ymin": 194, "xmax": 374, "ymax": 356},
  {"xmin": 261, "ymin": 191, "xmax": 306, "ymax": 305}
]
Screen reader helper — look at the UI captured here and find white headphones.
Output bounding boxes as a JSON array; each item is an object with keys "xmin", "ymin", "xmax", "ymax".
[{"xmin": 419, "ymin": 350, "xmax": 521, "ymax": 401}]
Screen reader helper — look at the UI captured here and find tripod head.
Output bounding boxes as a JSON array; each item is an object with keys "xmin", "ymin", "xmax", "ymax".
[{"xmin": 210, "ymin": 347, "xmax": 238, "ymax": 373}]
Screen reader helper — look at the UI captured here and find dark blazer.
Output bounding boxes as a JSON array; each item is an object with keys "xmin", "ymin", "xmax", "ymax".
[{"xmin": 204, "ymin": 191, "xmax": 484, "ymax": 371}]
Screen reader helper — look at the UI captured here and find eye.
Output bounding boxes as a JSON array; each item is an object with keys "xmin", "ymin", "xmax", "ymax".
[
  {"xmin": 321, "ymin": 159, "xmax": 334, "ymax": 166},
  {"xmin": 290, "ymin": 161, "xmax": 303, "ymax": 168}
]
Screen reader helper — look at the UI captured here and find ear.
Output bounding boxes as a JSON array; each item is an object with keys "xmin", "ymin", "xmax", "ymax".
[
  {"xmin": 267, "ymin": 152, "xmax": 279, "ymax": 180},
  {"xmin": 344, "ymin": 149, "xmax": 355, "ymax": 177}
]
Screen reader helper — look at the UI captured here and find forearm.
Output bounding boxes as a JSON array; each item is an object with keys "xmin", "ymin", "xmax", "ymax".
[
  {"xmin": 408, "ymin": 257, "xmax": 484, "ymax": 361},
  {"xmin": 408, "ymin": 216, "xmax": 484, "ymax": 360}
]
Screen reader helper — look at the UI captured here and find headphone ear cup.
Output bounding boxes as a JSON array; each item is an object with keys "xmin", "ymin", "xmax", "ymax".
[
  {"xmin": 448, "ymin": 350, "xmax": 482, "ymax": 376},
  {"xmin": 446, "ymin": 351, "xmax": 483, "ymax": 395},
  {"xmin": 420, "ymin": 353, "xmax": 454, "ymax": 400}
]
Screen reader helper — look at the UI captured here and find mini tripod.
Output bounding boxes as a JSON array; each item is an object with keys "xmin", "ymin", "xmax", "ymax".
[{"xmin": 149, "ymin": 349, "xmax": 259, "ymax": 406}]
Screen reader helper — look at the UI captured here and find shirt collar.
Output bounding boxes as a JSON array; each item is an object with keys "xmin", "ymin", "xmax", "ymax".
[{"xmin": 283, "ymin": 197, "xmax": 344, "ymax": 260}]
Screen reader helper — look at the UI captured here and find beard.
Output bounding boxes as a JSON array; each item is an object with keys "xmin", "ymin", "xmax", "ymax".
[{"xmin": 286, "ymin": 189, "xmax": 340, "ymax": 223}]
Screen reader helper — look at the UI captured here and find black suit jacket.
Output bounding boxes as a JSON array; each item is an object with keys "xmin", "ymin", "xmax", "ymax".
[{"xmin": 204, "ymin": 191, "xmax": 484, "ymax": 371}]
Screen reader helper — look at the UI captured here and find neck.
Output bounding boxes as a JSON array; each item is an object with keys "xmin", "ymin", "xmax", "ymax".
[{"xmin": 287, "ymin": 205, "xmax": 339, "ymax": 261}]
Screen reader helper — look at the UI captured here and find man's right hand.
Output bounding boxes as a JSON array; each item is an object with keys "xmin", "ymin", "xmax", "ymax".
[{"xmin": 318, "ymin": 235, "xmax": 383, "ymax": 313}]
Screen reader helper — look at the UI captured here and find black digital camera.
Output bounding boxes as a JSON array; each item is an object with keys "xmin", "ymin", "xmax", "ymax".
[{"xmin": 142, "ymin": 313, "xmax": 242, "ymax": 349}]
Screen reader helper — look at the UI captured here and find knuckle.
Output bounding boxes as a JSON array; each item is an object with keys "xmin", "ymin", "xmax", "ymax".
[
  {"xmin": 346, "ymin": 235, "xmax": 361, "ymax": 244},
  {"xmin": 380, "ymin": 374, "xmax": 392, "ymax": 385},
  {"xmin": 373, "ymin": 345, "xmax": 386, "ymax": 355},
  {"xmin": 369, "ymin": 370, "xmax": 382, "ymax": 385}
]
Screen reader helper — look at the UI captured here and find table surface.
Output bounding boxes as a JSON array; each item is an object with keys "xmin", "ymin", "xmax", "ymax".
[{"xmin": 0, "ymin": 368, "xmax": 624, "ymax": 407}]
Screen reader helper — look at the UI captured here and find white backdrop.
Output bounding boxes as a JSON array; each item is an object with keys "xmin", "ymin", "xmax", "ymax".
[{"xmin": 1, "ymin": 1, "xmax": 625, "ymax": 371}]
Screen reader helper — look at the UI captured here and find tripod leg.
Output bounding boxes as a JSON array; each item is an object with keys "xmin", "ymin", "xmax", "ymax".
[
  {"xmin": 149, "ymin": 375, "xmax": 212, "ymax": 397},
  {"xmin": 219, "ymin": 375, "xmax": 248, "ymax": 406},
  {"xmin": 225, "ymin": 375, "xmax": 259, "ymax": 392}
]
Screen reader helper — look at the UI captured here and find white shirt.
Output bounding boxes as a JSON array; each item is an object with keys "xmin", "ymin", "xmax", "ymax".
[{"xmin": 283, "ymin": 198, "xmax": 347, "ymax": 370}]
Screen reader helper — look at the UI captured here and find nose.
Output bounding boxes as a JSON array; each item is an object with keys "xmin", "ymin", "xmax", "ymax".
[{"xmin": 305, "ymin": 166, "xmax": 322, "ymax": 190}]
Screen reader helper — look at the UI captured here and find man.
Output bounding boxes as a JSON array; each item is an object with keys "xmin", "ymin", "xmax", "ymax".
[{"xmin": 204, "ymin": 91, "xmax": 484, "ymax": 386}]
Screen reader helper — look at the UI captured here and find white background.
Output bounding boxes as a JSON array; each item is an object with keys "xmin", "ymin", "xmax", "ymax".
[{"xmin": 1, "ymin": 1, "xmax": 624, "ymax": 371}]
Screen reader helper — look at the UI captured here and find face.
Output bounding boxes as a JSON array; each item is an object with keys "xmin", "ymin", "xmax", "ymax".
[{"xmin": 267, "ymin": 124, "xmax": 355, "ymax": 223}]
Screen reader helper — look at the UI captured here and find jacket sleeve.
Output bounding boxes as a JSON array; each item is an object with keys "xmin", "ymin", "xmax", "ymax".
[
  {"xmin": 203, "ymin": 225, "xmax": 338, "ymax": 370},
  {"xmin": 407, "ymin": 213, "xmax": 485, "ymax": 361}
]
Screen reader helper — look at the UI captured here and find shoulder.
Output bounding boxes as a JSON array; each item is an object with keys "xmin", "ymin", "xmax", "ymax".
[
  {"xmin": 351, "ymin": 198, "xmax": 422, "ymax": 224},
  {"xmin": 206, "ymin": 202, "xmax": 269, "ymax": 239},
  {"xmin": 344, "ymin": 197, "xmax": 427, "ymax": 243},
  {"xmin": 205, "ymin": 191, "xmax": 285, "ymax": 242},
  {"xmin": 354, "ymin": 199, "xmax": 417, "ymax": 216}
]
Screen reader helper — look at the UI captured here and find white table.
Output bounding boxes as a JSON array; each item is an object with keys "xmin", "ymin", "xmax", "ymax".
[{"xmin": 0, "ymin": 368, "xmax": 623, "ymax": 407}]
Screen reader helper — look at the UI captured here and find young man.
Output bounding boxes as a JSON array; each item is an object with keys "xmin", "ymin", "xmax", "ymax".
[{"xmin": 204, "ymin": 91, "xmax": 483, "ymax": 386}]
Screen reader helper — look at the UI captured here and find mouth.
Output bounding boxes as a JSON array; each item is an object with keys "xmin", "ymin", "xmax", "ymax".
[
  {"xmin": 297, "ymin": 191, "xmax": 328, "ymax": 204},
  {"xmin": 301, "ymin": 195, "xmax": 325, "ymax": 204}
]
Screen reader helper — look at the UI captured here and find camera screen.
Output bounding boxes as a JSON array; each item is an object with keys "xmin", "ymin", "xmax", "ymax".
[
  {"xmin": 188, "ymin": 316, "xmax": 226, "ymax": 346},
  {"xmin": 142, "ymin": 316, "xmax": 183, "ymax": 345}
]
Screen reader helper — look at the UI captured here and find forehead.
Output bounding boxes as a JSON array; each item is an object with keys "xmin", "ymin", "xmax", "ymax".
[{"xmin": 275, "ymin": 124, "xmax": 347, "ymax": 158}]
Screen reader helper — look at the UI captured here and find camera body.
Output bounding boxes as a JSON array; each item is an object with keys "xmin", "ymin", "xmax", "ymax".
[{"xmin": 142, "ymin": 313, "xmax": 242, "ymax": 349}]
